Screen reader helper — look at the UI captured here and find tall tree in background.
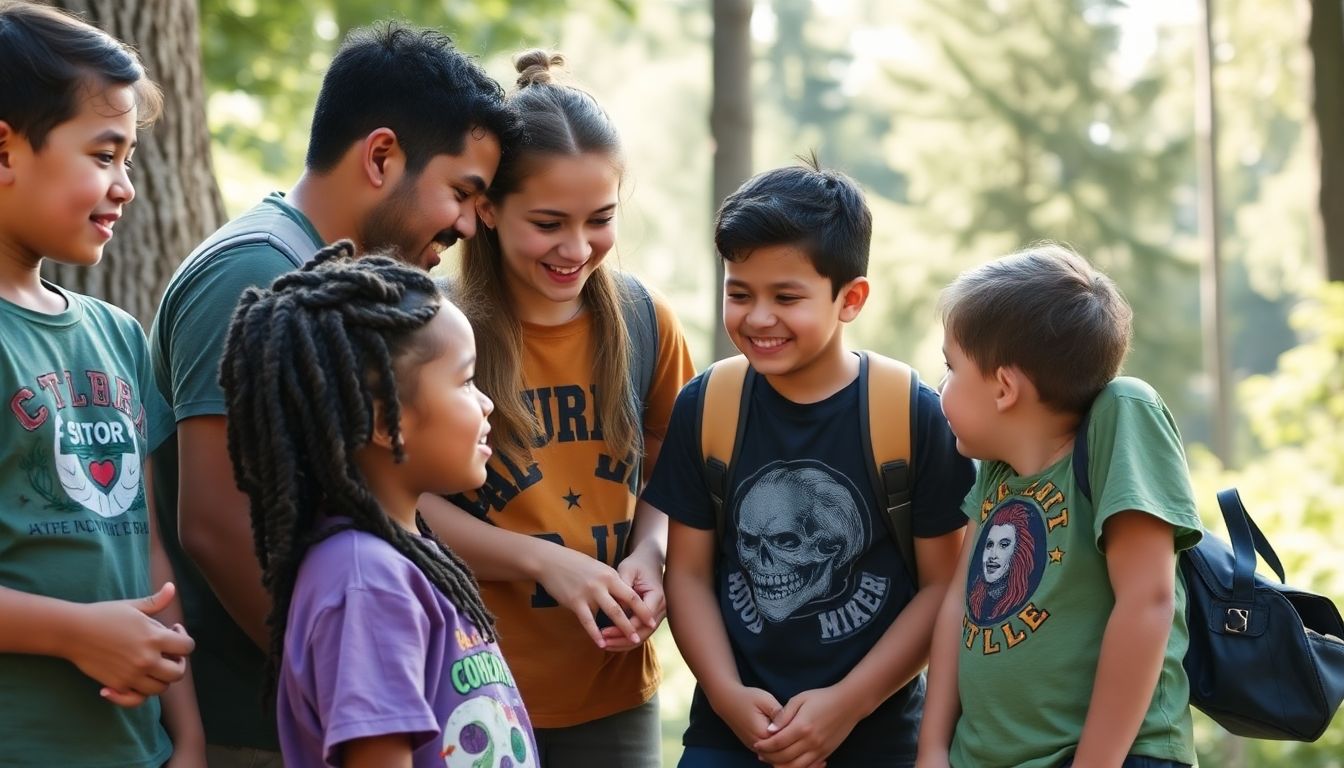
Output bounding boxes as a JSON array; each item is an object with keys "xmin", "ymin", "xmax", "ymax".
[
  {"xmin": 884, "ymin": 0, "xmax": 1201, "ymax": 418},
  {"xmin": 1310, "ymin": 0, "xmax": 1344, "ymax": 281},
  {"xmin": 762, "ymin": 0, "xmax": 905, "ymax": 200},
  {"xmin": 711, "ymin": 0, "xmax": 753, "ymax": 361},
  {"xmin": 1196, "ymin": 0, "xmax": 1231, "ymax": 463},
  {"xmin": 43, "ymin": 0, "xmax": 226, "ymax": 327}
]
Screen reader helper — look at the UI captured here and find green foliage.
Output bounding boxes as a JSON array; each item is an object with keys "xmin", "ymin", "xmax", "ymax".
[
  {"xmin": 1188, "ymin": 283, "xmax": 1344, "ymax": 764},
  {"xmin": 867, "ymin": 0, "xmax": 1203, "ymax": 414},
  {"xmin": 199, "ymin": 0, "xmax": 630, "ymax": 184}
]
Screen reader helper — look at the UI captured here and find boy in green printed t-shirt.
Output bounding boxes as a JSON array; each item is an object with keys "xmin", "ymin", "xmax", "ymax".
[
  {"xmin": 0, "ymin": 3, "xmax": 202, "ymax": 766},
  {"xmin": 917, "ymin": 244, "xmax": 1203, "ymax": 768}
]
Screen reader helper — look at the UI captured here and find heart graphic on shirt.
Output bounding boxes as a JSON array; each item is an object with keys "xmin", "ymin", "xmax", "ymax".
[{"xmin": 88, "ymin": 460, "xmax": 116, "ymax": 488}]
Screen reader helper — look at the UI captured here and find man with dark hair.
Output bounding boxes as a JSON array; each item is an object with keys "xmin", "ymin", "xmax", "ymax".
[{"xmin": 147, "ymin": 21, "xmax": 515, "ymax": 766}]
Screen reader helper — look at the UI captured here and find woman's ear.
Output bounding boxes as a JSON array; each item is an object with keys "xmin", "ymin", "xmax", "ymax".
[{"xmin": 476, "ymin": 198, "xmax": 497, "ymax": 230}]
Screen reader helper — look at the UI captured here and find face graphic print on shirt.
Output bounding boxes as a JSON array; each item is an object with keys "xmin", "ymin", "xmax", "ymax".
[{"xmin": 966, "ymin": 499, "xmax": 1047, "ymax": 626}]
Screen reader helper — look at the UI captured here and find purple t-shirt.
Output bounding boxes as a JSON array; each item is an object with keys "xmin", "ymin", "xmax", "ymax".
[{"xmin": 278, "ymin": 525, "xmax": 537, "ymax": 768}]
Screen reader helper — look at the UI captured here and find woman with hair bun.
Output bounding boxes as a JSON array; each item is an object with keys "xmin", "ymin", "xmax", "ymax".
[{"xmin": 421, "ymin": 51, "xmax": 694, "ymax": 767}]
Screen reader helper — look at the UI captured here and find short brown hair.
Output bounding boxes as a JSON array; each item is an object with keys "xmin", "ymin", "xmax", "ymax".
[{"xmin": 940, "ymin": 243, "xmax": 1132, "ymax": 414}]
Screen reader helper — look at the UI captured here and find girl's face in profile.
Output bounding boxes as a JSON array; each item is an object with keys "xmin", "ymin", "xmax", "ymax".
[
  {"xmin": 478, "ymin": 152, "xmax": 621, "ymax": 325},
  {"xmin": 395, "ymin": 303, "xmax": 495, "ymax": 496}
]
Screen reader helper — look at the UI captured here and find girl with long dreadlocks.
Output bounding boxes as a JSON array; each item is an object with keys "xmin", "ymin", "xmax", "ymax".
[
  {"xmin": 220, "ymin": 242, "xmax": 536, "ymax": 768},
  {"xmin": 418, "ymin": 51, "xmax": 694, "ymax": 766}
]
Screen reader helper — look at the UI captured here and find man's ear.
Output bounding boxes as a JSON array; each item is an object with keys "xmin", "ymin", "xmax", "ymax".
[
  {"xmin": 837, "ymin": 276, "xmax": 871, "ymax": 323},
  {"xmin": 476, "ymin": 198, "xmax": 497, "ymax": 230},
  {"xmin": 361, "ymin": 127, "xmax": 405, "ymax": 190}
]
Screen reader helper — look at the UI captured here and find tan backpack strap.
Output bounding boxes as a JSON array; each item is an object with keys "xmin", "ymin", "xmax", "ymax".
[
  {"xmin": 862, "ymin": 352, "xmax": 918, "ymax": 582},
  {"xmin": 697, "ymin": 355, "xmax": 751, "ymax": 542},
  {"xmin": 699, "ymin": 355, "xmax": 751, "ymax": 467},
  {"xmin": 866, "ymin": 354, "xmax": 913, "ymax": 468}
]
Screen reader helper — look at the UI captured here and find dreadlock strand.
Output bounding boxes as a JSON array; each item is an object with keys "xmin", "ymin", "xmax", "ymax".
[
  {"xmin": 221, "ymin": 243, "xmax": 499, "ymax": 701},
  {"xmin": 417, "ymin": 513, "xmax": 497, "ymax": 640}
]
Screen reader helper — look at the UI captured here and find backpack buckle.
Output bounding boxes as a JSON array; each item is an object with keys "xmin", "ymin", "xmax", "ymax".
[{"xmin": 1225, "ymin": 607, "xmax": 1250, "ymax": 634}]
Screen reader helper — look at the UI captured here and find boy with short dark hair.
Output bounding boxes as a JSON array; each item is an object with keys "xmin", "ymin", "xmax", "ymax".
[
  {"xmin": 149, "ymin": 19, "xmax": 516, "ymax": 764},
  {"xmin": 917, "ymin": 244, "xmax": 1203, "ymax": 768},
  {"xmin": 645, "ymin": 162, "xmax": 975, "ymax": 767},
  {"xmin": 0, "ymin": 2, "xmax": 202, "ymax": 765}
]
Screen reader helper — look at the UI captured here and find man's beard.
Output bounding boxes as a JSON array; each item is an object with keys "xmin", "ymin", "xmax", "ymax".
[{"xmin": 360, "ymin": 175, "xmax": 459, "ymax": 268}]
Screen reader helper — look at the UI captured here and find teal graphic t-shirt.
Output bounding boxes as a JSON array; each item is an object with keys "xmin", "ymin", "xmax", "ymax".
[
  {"xmin": 950, "ymin": 378, "xmax": 1203, "ymax": 768},
  {"xmin": 149, "ymin": 192, "xmax": 323, "ymax": 748},
  {"xmin": 0, "ymin": 284, "xmax": 173, "ymax": 767}
]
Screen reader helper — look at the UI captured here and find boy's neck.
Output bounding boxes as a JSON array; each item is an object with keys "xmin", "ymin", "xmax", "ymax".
[
  {"xmin": 998, "ymin": 408, "xmax": 1081, "ymax": 478},
  {"xmin": 0, "ymin": 242, "xmax": 65, "ymax": 314},
  {"xmin": 761, "ymin": 341, "xmax": 859, "ymax": 405}
]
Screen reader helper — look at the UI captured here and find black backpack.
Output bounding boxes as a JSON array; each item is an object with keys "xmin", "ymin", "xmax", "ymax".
[{"xmin": 1073, "ymin": 405, "xmax": 1344, "ymax": 741}]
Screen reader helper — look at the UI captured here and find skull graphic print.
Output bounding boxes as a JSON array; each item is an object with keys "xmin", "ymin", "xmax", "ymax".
[{"xmin": 733, "ymin": 461, "xmax": 868, "ymax": 623}]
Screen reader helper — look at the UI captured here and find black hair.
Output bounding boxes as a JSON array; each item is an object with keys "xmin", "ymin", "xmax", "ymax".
[
  {"xmin": 220, "ymin": 241, "xmax": 495, "ymax": 696},
  {"xmin": 305, "ymin": 21, "xmax": 517, "ymax": 174},
  {"xmin": 0, "ymin": 1, "xmax": 162, "ymax": 150},
  {"xmin": 714, "ymin": 156, "xmax": 872, "ymax": 298}
]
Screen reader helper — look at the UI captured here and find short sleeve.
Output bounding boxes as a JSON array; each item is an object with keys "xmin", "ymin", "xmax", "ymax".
[
  {"xmin": 95, "ymin": 301, "xmax": 175, "ymax": 453},
  {"xmin": 165, "ymin": 245, "xmax": 296, "ymax": 421},
  {"xmin": 1085, "ymin": 378, "xmax": 1203, "ymax": 552},
  {"xmin": 640, "ymin": 372, "xmax": 714, "ymax": 529},
  {"xmin": 308, "ymin": 587, "xmax": 440, "ymax": 763},
  {"xmin": 129, "ymin": 322, "xmax": 173, "ymax": 453},
  {"xmin": 911, "ymin": 383, "xmax": 976, "ymax": 537},
  {"xmin": 640, "ymin": 291, "xmax": 696, "ymax": 476}
]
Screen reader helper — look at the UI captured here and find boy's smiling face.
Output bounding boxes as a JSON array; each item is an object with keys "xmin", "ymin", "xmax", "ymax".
[
  {"xmin": 722, "ymin": 244, "xmax": 863, "ymax": 381},
  {"xmin": 0, "ymin": 83, "xmax": 138, "ymax": 268}
]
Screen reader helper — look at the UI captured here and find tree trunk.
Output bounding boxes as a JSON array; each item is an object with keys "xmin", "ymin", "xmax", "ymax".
[
  {"xmin": 1311, "ymin": 0, "xmax": 1344, "ymax": 281},
  {"xmin": 1196, "ymin": 0, "xmax": 1232, "ymax": 465},
  {"xmin": 42, "ymin": 0, "xmax": 226, "ymax": 327},
  {"xmin": 711, "ymin": 0, "xmax": 753, "ymax": 362}
]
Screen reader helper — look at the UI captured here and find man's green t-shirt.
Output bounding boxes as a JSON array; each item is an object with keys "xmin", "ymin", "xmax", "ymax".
[
  {"xmin": 1, "ymin": 285, "xmax": 173, "ymax": 767},
  {"xmin": 148, "ymin": 193, "xmax": 322, "ymax": 749},
  {"xmin": 950, "ymin": 377, "xmax": 1204, "ymax": 768}
]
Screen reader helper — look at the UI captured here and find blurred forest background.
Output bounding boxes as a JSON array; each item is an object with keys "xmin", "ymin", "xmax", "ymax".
[{"xmin": 42, "ymin": 0, "xmax": 1344, "ymax": 764}]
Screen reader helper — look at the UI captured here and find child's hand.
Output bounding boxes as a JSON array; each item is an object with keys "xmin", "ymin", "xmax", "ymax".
[
  {"xmin": 63, "ymin": 583, "xmax": 196, "ymax": 705},
  {"xmin": 753, "ymin": 686, "xmax": 863, "ymax": 768},
  {"xmin": 536, "ymin": 544, "xmax": 655, "ymax": 650},
  {"xmin": 598, "ymin": 549, "xmax": 666, "ymax": 652},
  {"xmin": 708, "ymin": 684, "xmax": 782, "ymax": 755}
]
